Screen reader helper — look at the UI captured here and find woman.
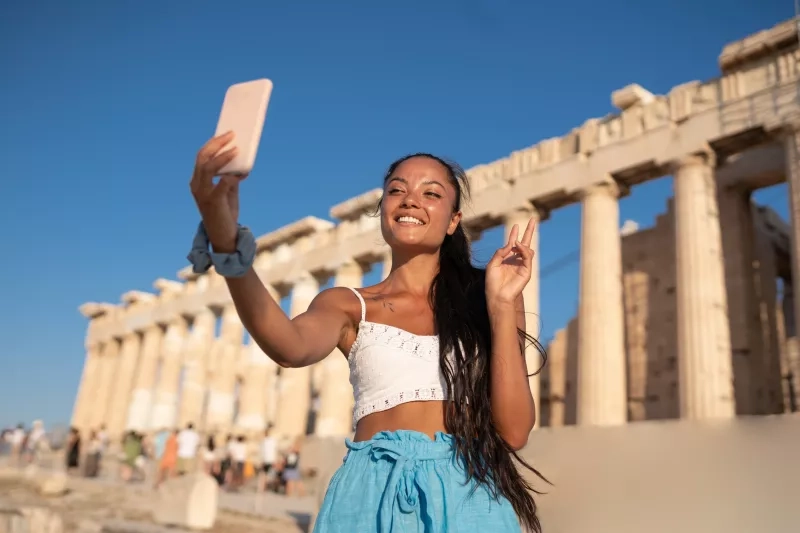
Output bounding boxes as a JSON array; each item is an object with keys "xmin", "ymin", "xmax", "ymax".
[
  {"xmin": 282, "ymin": 438, "xmax": 305, "ymax": 497},
  {"xmin": 65, "ymin": 427, "xmax": 81, "ymax": 472},
  {"xmin": 202, "ymin": 434, "xmax": 220, "ymax": 480},
  {"xmin": 188, "ymin": 132, "xmax": 547, "ymax": 532},
  {"xmin": 155, "ymin": 429, "xmax": 178, "ymax": 488},
  {"xmin": 120, "ymin": 430, "xmax": 141, "ymax": 482}
]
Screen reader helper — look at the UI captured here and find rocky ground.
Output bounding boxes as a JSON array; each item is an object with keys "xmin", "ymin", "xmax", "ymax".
[{"xmin": 0, "ymin": 464, "xmax": 316, "ymax": 533}]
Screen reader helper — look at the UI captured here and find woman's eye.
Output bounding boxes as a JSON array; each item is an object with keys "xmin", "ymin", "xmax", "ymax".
[
  {"xmin": 425, "ymin": 191, "xmax": 441, "ymax": 198},
  {"xmin": 388, "ymin": 188, "xmax": 402, "ymax": 194}
]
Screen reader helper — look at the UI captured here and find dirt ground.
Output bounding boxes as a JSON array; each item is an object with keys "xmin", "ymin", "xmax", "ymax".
[{"xmin": 0, "ymin": 476, "xmax": 305, "ymax": 533}]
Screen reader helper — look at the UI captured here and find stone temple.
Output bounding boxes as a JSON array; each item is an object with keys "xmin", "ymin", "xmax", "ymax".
[{"xmin": 73, "ymin": 19, "xmax": 800, "ymax": 451}]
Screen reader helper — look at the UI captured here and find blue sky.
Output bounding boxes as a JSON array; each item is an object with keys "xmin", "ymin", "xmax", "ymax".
[{"xmin": 0, "ymin": 0, "xmax": 791, "ymax": 428}]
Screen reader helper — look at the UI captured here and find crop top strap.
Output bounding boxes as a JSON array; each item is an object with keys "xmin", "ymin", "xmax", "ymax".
[{"xmin": 346, "ymin": 287, "xmax": 366, "ymax": 322}]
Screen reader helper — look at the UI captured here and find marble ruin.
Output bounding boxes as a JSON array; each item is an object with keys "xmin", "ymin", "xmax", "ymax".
[{"xmin": 72, "ymin": 19, "xmax": 800, "ymax": 450}]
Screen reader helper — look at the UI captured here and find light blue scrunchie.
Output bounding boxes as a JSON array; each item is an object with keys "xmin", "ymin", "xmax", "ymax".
[{"xmin": 186, "ymin": 221, "xmax": 256, "ymax": 278}]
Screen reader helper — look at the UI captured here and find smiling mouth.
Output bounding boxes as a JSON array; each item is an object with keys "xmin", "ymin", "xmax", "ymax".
[{"xmin": 396, "ymin": 216, "xmax": 425, "ymax": 226}]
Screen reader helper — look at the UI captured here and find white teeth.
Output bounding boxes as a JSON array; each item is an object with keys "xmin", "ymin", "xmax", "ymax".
[{"xmin": 397, "ymin": 216, "xmax": 423, "ymax": 225}]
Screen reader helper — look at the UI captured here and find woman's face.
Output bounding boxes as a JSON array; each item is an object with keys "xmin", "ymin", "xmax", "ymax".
[{"xmin": 380, "ymin": 156, "xmax": 462, "ymax": 252}]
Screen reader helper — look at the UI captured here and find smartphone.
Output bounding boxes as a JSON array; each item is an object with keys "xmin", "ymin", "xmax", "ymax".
[{"xmin": 214, "ymin": 78, "xmax": 273, "ymax": 176}]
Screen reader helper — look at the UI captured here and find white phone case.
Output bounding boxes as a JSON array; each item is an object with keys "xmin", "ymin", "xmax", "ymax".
[{"xmin": 214, "ymin": 78, "xmax": 273, "ymax": 175}]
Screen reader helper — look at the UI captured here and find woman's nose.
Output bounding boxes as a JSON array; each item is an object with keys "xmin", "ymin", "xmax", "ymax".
[{"xmin": 400, "ymin": 192, "xmax": 420, "ymax": 209}]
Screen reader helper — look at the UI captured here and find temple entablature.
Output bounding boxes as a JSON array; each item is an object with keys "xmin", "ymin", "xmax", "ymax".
[
  {"xmin": 121, "ymin": 291, "xmax": 156, "ymax": 306},
  {"xmin": 719, "ymin": 18, "xmax": 798, "ymax": 74}
]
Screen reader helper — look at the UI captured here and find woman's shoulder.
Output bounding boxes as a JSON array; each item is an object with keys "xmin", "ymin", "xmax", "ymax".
[{"xmin": 309, "ymin": 286, "xmax": 366, "ymax": 326}]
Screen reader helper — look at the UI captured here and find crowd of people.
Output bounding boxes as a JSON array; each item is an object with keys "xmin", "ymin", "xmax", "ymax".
[
  {"xmin": 1, "ymin": 420, "xmax": 49, "ymax": 465},
  {"xmin": 2, "ymin": 420, "xmax": 305, "ymax": 496}
]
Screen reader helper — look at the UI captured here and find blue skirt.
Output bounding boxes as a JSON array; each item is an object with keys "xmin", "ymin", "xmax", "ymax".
[{"xmin": 313, "ymin": 430, "xmax": 522, "ymax": 532}]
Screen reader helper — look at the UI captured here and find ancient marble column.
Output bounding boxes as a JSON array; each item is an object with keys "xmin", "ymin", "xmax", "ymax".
[
  {"xmin": 717, "ymin": 188, "xmax": 759, "ymax": 415},
  {"xmin": 273, "ymin": 272, "xmax": 319, "ymax": 439},
  {"xmin": 106, "ymin": 332, "xmax": 142, "ymax": 438},
  {"xmin": 753, "ymin": 223, "xmax": 783, "ymax": 414},
  {"xmin": 90, "ymin": 338, "xmax": 121, "ymax": 429},
  {"xmin": 151, "ymin": 318, "xmax": 189, "ymax": 429},
  {"xmin": 206, "ymin": 304, "xmax": 244, "ymax": 434},
  {"xmin": 782, "ymin": 284, "xmax": 800, "ymax": 412},
  {"xmin": 504, "ymin": 206, "xmax": 543, "ymax": 428},
  {"xmin": 673, "ymin": 154, "xmax": 735, "ymax": 419},
  {"xmin": 236, "ymin": 285, "xmax": 281, "ymax": 436},
  {"xmin": 126, "ymin": 326, "xmax": 164, "ymax": 431},
  {"xmin": 786, "ymin": 127, "xmax": 800, "ymax": 362},
  {"xmin": 316, "ymin": 261, "xmax": 363, "ymax": 437},
  {"xmin": 237, "ymin": 340, "xmax": 279, "ymax": 436},
  {"xmin": 72, "ymin": 344, "xmax": 102, "ymax": 432},
  {"xmin": 576, "ymin": 182, "xmax": 628, "ymax": 426},
  {"xmin": 178, "ymin": 309, "xmax": 216, "ymax": 427}
]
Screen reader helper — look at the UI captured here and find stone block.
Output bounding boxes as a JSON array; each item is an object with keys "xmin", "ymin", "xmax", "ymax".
[
  {"xmin": 152, "ymin": 473, "xmax": 217, "ymax": 530},
  {"xmin": 23, "ymin": 465, "xmax": 39, "ymax": 480},
  {"xmin": 0, "ymin": 506, "xmax": 63, "ymax": 533},
  {"xmin": 38, "ymin": 472, "xmax": 68, "ymax": 497}
]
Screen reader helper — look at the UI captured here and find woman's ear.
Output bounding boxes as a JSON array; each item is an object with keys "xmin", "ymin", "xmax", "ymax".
[{"xmin": 447, "ymin": 211, "xmax": 463, "ymax": 235}]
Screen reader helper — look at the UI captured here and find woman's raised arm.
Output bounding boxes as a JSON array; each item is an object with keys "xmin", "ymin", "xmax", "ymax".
[
  {"xmin": 224, "ymin": 272, "xmax": 351, "ymax": 368},
  {"xmin": 189, "ymin": 132, "xmax": 350, "ymax": 368}
]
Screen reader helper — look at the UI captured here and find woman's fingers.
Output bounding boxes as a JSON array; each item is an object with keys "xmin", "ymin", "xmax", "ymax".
[
  {"xmin": 196, "ymin": 131, "xmax": 235, "ymax": 166},
  {"xmin": 205, "ymin": 146, "xmax": 239, "ymax": 177},
  {"xmin": 520, "ymin": 217, "xmax": 536, "ymax": 248}
]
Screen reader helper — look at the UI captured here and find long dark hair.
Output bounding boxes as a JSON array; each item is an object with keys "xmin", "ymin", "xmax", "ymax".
[{"xmin": 379, "ymin": 153, "xmax": 549, "ymax": 532}]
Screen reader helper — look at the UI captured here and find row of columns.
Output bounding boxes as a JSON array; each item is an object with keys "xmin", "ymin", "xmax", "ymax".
[
  {"xmin": 72, "ymin": 260, "xmax": 374, "ymax": 444},
  {"xmin": 576, "ymin": 127, "xmax": 800, "ymax": 424},
  {"xmin": 575, "ymin": 154, "xmax": 738, "ymax": 425},
  {"xmin": 74, "ymin": 128, "xmax": 799, "ymax": 439}
]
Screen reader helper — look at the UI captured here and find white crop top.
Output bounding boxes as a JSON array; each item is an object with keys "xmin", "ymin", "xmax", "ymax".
[{"xmin": 346, "ymin": 287, "xmax": 449, "ymax": 428}]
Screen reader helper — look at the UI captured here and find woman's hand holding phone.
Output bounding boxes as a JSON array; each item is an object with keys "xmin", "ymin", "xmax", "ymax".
[{"xmin": 189, "ymin": 131, "xmax": 249, "ymax": 253}]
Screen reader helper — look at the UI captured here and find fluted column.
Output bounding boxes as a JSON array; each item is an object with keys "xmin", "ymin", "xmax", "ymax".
[
  {"xmin": 236, "ymin": 286, "xmax": 281, "ymax": 436},
  {"xmin": 178, "ymin": 309, "xmax": 216, "ymax": 427},
  {"xmin": 782, "ymin": 285, "xmax": 800, "ymax": 411},
  {"xmin": 90, "ymin": 339, "xmax": 121, "ymax": 430},
  {"xmin": 786, "ymin": 127, "xmax": 800, "ymax": 361},
  {"xmin": 126, "ymin": 326, "xmax": 164, "ymax": 431},
  {"xmin": 106, "ymin": 333, "xmax": 142, "ymax": 438},
  {"xmin": 674, "ymin": 154, "xmax": 735, "ymax": 419},
  {"xmin": 316, "ymin": 261, "xmax": 363, "ymax": 437},
  {"xmin": 72, "ymin": 344, "xmax": 102, "ymax": 432},
  {"xmin": 717, "ymin": 188, "xmax": 758, "ymax": 415},
  {"xmin": 576, "ymin": 182, "xmax": 627, "ymax": 426},
  {"xmin": 237, "ymin": 341, "xmax": 280, "ymax": 435},
  {"xmin": 151, "ymin": 318, "xmax": 189, "ymax": 429},
  {"xmin": 504, "ymin": 206, "xmax": 543, "ymax": 429},
  {"xmin": 206, "ymin": 304, "xmax": 244, "ymax": 434},
  {"xmin": 273, "ymin": 272, "xmax": 319, "ymax": 439}
]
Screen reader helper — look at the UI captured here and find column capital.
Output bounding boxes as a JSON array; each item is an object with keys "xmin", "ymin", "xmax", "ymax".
[
  {"xmin": 577, "ymin": 180, "xmax": 625, "ymax": 201},
  {"xmin": 504, "ymin": 203, "xmax": 551, "ymax": 224},
  {"xmin": 779, "ymin": 114, "xmax": 800, "ymax": 135},
  {"xmin": 668, "ymin": 150, "xmax": 717, "ymax": 173},
  {"xmin": 284, "ymin": 270, "xmax": 321, "ymax": 293},
  {"xmin": 324, "ymin": 258, "xmax": 365, "ymax": 277}
]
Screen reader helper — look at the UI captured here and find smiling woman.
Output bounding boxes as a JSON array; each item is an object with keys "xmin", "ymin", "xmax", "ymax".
[{"xmin": 188, "ymin": 139, "xmax": 547, "ymax": 532}]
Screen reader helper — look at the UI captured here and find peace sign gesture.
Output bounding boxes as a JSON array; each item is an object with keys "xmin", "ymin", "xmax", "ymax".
[{"xmin": 485, "ymin": 217, "xmax": 536, "ymax": 307}]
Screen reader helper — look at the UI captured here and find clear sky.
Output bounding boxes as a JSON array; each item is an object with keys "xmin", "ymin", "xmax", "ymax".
[{"xmin": 0, "ymin": 0, "xmax": 792, "ymax": 428}]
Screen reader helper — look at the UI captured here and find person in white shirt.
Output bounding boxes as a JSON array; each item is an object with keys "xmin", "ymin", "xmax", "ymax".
[
  {"xmin": 176, "ymin": 423, "xmax": 200, "ymax": 475},
  {"xmin": 258, "ymin": 426, "xmax": 277, "ymax": 492},
  {"xmin": 10, "ymin": 424, "xmax": 25, "ymax": 465},
  {"xmin": 24, "ymin": 420, "xmax": 45, "ymax": 464},
  {"xmin": 227, "ymin": 435, "xmax": 248, "ymax": 490}
]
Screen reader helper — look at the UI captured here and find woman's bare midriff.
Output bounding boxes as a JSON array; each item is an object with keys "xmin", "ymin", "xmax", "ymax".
[{"xmin": 353, "ymin": 400, "xmax": 448, "ymax": 442}]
